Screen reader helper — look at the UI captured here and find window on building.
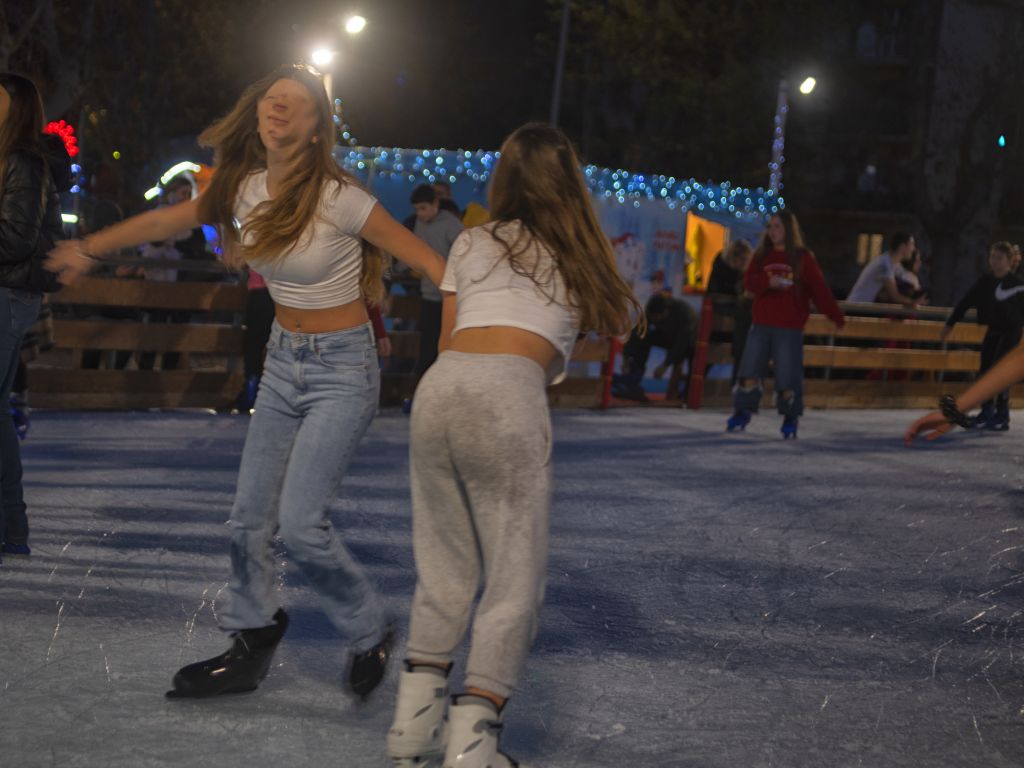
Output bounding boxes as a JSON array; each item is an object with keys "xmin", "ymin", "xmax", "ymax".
[{"xmin": 856, "ymin": 233, "xmax": 884, "ymax": 265}]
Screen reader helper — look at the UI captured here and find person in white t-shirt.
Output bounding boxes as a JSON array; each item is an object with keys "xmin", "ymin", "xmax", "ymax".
[
  {"xmin": 386, "ymin": 123, "xmax": 641, "ymax": 768},
  {"xmin": 47, "ymin": 64, "xmax": 446, "ymax": 702},
  {"xmin": 846, "ymin": 232, "xmax": 919, "ymax": 306}
]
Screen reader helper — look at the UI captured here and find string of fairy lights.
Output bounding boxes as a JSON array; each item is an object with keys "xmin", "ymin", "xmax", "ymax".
[{"xmin": 330, "ymin": 105, "xmax": 783, "ymax": 224}]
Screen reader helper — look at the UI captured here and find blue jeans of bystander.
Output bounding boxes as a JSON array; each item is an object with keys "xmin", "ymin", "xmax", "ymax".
[{"xmin": 0, "ymin": 288, "xmax": 41, "ymax": 547}]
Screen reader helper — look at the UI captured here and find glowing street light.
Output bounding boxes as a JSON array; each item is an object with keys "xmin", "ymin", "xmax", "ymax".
[
  {"xmin": 311, "ymin": 47, "xmax": 335, "ymax": 68},
  {"xmin": 345, "ymin": 15, "xmax": 367, "ymax": 35},
  {"xmin": 769, "ymin": 75, "xmax": 818, "ymax": 195}
]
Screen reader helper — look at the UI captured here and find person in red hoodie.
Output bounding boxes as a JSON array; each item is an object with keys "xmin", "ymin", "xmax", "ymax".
[{"xmin": 726, "ymin": 210, "xmax": 844, "ymax": 438}]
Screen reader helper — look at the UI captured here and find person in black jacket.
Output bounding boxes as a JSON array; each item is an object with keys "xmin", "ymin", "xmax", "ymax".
[
  {"xmin": 941, "ymin": 242, "xmax": 1024, "ymax": 430},
  {"xmin": 0, "ymin": 72, "xmax": 63, "ymax": 561}
]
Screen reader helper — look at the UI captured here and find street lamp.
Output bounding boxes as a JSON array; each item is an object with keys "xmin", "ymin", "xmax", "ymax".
[
  {"xmin": 311, "ymin": 47, "xmax": 336, "ymax": 102},
  {"xmin": 345, "ymin": 15, "xmax": 367, "ymax": 35},
  {"xmin": 768, "ymin": 76, "xmax": 817, "ymax": 195}
]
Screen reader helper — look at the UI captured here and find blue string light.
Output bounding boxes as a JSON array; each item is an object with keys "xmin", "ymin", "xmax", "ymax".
[{"xmin": 333, "ymin": 145, "xmax": 782, "ymax": 222}]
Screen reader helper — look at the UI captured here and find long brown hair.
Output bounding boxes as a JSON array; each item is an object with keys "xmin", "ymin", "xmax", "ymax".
[
  {"xmin": 197, "ymin": 64, "xmax": 386, "ymax": 303},
  {"xmin": 488, "ymin": 123, "xmax": 641, "ymax": 336},
  {"xmin": 753, "ymin": 209, "xmax": 807, "ymax": 286},
  {"xmin": 0, "ymin": 72, "xmax": 45, "ymax": 177}
]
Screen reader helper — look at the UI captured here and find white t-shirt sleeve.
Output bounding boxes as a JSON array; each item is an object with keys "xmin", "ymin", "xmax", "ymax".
[
  {"xmin": 324, "ymin": 181, "xmax": 378, "ymax": 235},
  {"xmin": 440, "ymin": 230, "xmax": 472, "ymax": 293},
  {"xmin": 880, "ymin": 254, "xmax": 896, "ymax": 281}
]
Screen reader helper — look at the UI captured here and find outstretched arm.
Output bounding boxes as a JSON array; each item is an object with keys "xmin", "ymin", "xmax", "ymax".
[
  {"xmin": 46, "ymin": 196, "xmax": 203, "ymax": 284},
  {"xmin": 359, "ymin": 204, "xmax": 446, "ymax": 290},
  {"xmin": 905, "ymin": 339, "xmax": 1024, "ymax": 444}
]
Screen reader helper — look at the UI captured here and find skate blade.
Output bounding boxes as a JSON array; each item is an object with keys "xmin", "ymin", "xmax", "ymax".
[
  {"xmin": 165, "ymin": 683, "xmax": 258, "ymax": 699},
  {"xmin": 390, "ymin": 757, "xmax": 443, "ymax": 768}
]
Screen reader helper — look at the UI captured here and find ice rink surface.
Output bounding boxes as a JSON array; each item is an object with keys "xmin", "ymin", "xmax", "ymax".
[{"xmin": 3, "ymin": 407, "xmax": 1024, "ymax": 767}]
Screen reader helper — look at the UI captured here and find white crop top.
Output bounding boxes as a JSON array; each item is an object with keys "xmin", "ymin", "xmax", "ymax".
[
  {"xmin": 440, "ymin": 221, "xmax": 580, "ymax": 384},
  {"xmin": 234, "ymin": 170, "xmax": 377, "ymax": 309}
]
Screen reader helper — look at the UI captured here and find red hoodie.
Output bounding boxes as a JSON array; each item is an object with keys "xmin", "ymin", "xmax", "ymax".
[{"xmin": 745, "ymin": 247, "xmax": 845, "ymax": 330}]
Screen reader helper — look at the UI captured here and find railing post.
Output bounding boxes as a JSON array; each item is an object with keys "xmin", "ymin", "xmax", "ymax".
[
  {"xmin": 687, "ymin": 295, "xmax": 715, "ymax": 410},
  {"xmin": 600, "ymin": 336, "xmax": 622, "ymax": 410}
]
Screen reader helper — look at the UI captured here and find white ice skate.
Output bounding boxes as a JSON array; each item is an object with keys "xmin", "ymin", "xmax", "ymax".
[
  {"xmin": 442, "ymin": 698, "xmax": 519, "ymax": 768},
  {"xmin": 387, "ymin": 668, "xmax": 450, "ymax": 767}
]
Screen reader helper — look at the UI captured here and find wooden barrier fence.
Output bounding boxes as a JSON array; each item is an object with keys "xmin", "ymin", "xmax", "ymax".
[
  {"xmin": 694, "ymin": 298, "xmax": 1021, "ymax": 409},
  {"xmin": 31, "ymin": 273, "xmax": 246, "ymax": 410},
  {"xmin": 29, "ymin": 277, "xmax": 617, "ymax": 410}
]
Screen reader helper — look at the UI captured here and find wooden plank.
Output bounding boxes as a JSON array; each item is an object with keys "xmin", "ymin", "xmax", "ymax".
[
  {"xmin": 572, "ymin": 338, "xmax": 611, "ymax": 363},
  {"xmin": 803, "ymin": 346, "xmax": 978, "ymax": 372},
  {"xmin": 700, "ymin": 378, "xmax": 1024, "ymax": 410},
  {"xmin": 51, "ymin": 277, "xmax": 247, "ymax": 312},
  {"xmin": 29, "ymin": 369, "xmax": 243, "ymax": 410},
  {"xmin": 388, "ymin": 295, "xmax": 422, "ymax": 323},
  {"xmin": 804, "ymin": 315, "xmax": 985, "ymax": 344},
  {"xmin": 51, "ymin": 320, "xmax": 243, "ymax": 353}
]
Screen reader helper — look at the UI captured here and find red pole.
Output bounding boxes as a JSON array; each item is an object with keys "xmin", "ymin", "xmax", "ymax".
[
  {"xmin": 600, "ymin": 336, "xmax": 622, "ymax": 410},
  {"xmin": 687, "ymin": 295, "xmax": 714, "ymax": 410}
]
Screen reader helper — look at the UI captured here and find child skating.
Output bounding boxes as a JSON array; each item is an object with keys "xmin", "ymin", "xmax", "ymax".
[
  {"xmin": 386, "ymin": 123, "xmax": 640, "ymax": 767},
  {"xmin": 726, "ymin": 210, "xmax": 844, "ymax": 438},
  {"xmin": 939, "ymin": 241, "xmax": 1024, "ymax": 431}
]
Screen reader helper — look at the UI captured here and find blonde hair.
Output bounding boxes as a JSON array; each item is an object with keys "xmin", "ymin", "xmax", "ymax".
[
  {"xmin": 197, "ymin": 64, "xmax": 387, "ymax": 303},
  {"xmin": 487, "ymin": 123, "xmax": 641, "ymax": 337}
]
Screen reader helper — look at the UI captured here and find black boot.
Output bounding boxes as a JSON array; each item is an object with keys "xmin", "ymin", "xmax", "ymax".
[
  {"xmin": 348, "ymin": 625, "xmax": 394, "ymax": 700},
  {"xmin": 166, "ymin": 609, "xmax": 288, "ymax": 699}
]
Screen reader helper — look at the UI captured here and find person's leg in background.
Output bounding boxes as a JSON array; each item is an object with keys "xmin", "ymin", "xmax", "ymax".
[
  {"xmin": 0, "ymin": 289, "xmax": 41, "ymax": 557},
  {"xmin": 729, "ymin": 323, "xmax": 772, "ymax": 430},
  {"xmin": 772, "ymin": 326, "xmax": 805, "ymax": 439}
]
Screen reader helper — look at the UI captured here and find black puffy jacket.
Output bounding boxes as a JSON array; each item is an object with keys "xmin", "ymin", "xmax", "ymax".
[{"xmin": 0, "ymin": 148, "xmax": 63, "ymax": 293}]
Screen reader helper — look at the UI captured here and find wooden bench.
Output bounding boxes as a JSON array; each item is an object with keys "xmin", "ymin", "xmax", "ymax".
[
  {"xmin": 29, "ymin": 273, "xmax": 246, "ymax": 410},
  {"xmin": 693, "ymin": 298, "xmax": 1020, "ymax": 409}
]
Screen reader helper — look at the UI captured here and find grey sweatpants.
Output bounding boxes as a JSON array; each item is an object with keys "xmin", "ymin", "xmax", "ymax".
[{"xmin": 407, "ymin": 351, "xmax": 552, "ymax": 698}]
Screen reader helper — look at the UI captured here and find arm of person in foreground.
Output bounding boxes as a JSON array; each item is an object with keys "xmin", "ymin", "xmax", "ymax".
[
  {"xmin": 359, "ymin": 204, "xmax": 446, "ymax": 291},
  {"xmin": 438, "ymin": 292, "xmax": 456, "ymax": 353},
  {"xmin": 904, "ymin": 340, "xmax": 1024, "ymax": 444},
  {"xmin": 46, "ymin": 196, "xmax": 202, "ymax": 284}
]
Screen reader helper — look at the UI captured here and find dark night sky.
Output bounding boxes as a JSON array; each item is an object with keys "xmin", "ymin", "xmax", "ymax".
[{"xmin": 231, "ymin": 0, "xmax": 558, "ymax": 151}]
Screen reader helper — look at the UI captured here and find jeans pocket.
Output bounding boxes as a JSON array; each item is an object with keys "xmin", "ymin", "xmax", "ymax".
[
  {"xmin": 315, "ymin": 343, "xmax": 368, "ymax": 371},
  {"xmin": 4, "ymin": 289, "xmax": 41, "ymax": 337}
]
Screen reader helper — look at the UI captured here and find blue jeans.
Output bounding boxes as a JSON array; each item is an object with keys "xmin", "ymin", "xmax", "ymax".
[
  {"xmin": 1, "ymin": 288, "xmax": 41, "ymax": 547},
  {"xmin": 219, "ymin": 320, "xmax": 387, "ymax": 651},
  {"xmin": 734, "ymin": 323, "xmax": 804, "ymax": 417}
]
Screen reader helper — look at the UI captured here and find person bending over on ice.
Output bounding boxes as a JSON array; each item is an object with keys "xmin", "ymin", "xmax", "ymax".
[
  {"xmin": 939, "ymin": 241, "xmax": 1024, "ymax": 431},
  {"xmin": 46, "ymin": 64, "xmax": 446, "ymax": 701},
  {"xmin": 386, "ymin": 123, "xmax": 641, "ymax": 768},
  {"xmin": 726, "ymin": 210, "xmax": 844, "ymax": 439}
]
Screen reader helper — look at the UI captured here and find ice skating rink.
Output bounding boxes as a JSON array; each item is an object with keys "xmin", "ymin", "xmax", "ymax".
[{"xmin": 3, "ymin": 408, "xmax": 1024, "ymax": 767}]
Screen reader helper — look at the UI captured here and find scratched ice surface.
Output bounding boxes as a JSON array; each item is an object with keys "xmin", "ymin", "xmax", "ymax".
[{"xmin": 3, "ymin": 408, "xmax": 1024, "ymax": 767}]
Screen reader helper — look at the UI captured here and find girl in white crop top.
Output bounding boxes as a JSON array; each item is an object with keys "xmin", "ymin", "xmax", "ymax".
[
  {"xmin": 388, "ymin": 123, "xmax": 641, "ymax": 767},
  {"xmin": 48, "ymin": 65, "xmax": 446, "ymax": 702}
]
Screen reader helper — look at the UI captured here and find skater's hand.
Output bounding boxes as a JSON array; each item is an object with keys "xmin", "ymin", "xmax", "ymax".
[
  {"xmin": 653, "ymin": 363, "xmax": 668, "ymax": 379},
  {"xmin": 46, "ymin": 240, "xmax": 96, "ymax": 285},
  {"xmin": 376, "ymin": 336, "xmax": 392, "ymax": 358},
  {"xmin": 904, "ymin": 410, "xmax": 952, "ymax": 445}
]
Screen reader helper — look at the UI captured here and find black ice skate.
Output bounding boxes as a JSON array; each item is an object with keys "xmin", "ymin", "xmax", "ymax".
[
  {"xmin": 348, "ymin": 625, "xmax": 394, "ymax": 700},
  {"xmin": 166, "ymin": 608, "xmax": 288, "ymax": 699}
]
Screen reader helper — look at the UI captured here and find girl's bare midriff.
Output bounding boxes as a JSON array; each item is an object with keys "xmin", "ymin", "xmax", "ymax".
[
  {"xmin": 448, "ymin": 326, "xmax": 558, "ymax": 374},
  {"xmin": 274, "ymin": 297, "xmax": 369, "ymax": 333}
]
